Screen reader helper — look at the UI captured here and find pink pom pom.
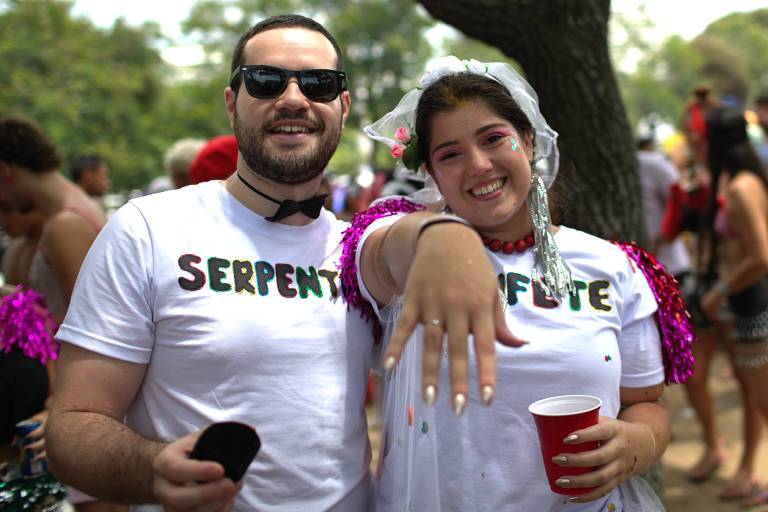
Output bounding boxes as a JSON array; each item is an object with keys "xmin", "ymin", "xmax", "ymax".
[
  {"xmin": 0, "ymin": 286, "xmax": 59, "ymax": 364},
  {"xmin": 614, "ymin": 242, "xmax": 696, "ymax": 384},
  {"xmin": 338, "ymin": 198, "xmax": 426, "ymax": 340}
]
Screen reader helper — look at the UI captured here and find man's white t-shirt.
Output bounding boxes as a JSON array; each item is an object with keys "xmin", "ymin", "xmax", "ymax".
[
  {"xmin": 58, "ymin": 181, "xmax": 374, "ymax": 511},
  {"xmin": 357, "ymin": 221, "xmax": 664, "ymax": 512}
]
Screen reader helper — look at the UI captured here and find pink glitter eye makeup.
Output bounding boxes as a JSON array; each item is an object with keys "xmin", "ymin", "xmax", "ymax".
[{"xmin": 489, "ymin": 128, "xmax": 513, "ymax": 138}]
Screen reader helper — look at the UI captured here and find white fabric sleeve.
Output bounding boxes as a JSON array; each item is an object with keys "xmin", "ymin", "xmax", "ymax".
[
  {"xmin": 656, "ymin": 158, "xmax": 680, "ymax": 206},
  {"xmin": 618, "ymin": 256, "xmax": 665, "ymax": 388},
  {"xmin": 55, "ymin": 202, "xmax": 155, "ymax": 364},
  {"xmin": 354, "ymin": 214, "xmax": 402, "ymax": 321},
  {"xmin": 657, "ymin": 157, "xmax": 680, "ymax": 190}
]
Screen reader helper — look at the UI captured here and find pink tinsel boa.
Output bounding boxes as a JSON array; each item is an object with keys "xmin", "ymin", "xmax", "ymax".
[
  {"xmin": 614, "ymin": 241, "xmax": 696, "ymax": 384},
  {"xmin": 339, "ymin": 198, "xmax": 426, "ymax": 340},
  {"xmin": 0, "ymin": 285, "xmax": 59, "ymax": 364}
]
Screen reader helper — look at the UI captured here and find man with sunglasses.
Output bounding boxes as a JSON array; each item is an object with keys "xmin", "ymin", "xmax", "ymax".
[{"xmin": 46, "ymin": 15, "xmax": 374, "ymax": 511}]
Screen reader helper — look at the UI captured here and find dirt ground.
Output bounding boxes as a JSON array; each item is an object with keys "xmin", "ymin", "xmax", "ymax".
[
  {"xmin": 662, "ymin": 350, "xmax": 768, "ymax": 511},
  {"xmin": 367, "ymin": 348, "xmax": 768, "ymax": 511}
]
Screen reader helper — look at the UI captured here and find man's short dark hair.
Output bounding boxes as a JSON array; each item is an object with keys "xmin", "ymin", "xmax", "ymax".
[
  {"xmin": 229, "ymin": 14, "xmax": 344, "ymax": 97},
  {"xmin": 70, "ymin": 155, "xmax": 104, "ymax": 183},
  {"xmin": 0, "ymin": 117, "xmax": 61, "ymax": 174},
  {"xmin": 636, "ymin": 137, "xmax": 654, "ymax": 150}
]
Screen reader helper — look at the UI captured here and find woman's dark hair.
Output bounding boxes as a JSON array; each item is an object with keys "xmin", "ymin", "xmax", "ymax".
[
  {"xmin": 706, "ymin": 106, "xmax": 766, "ymax": 184},
  {"xmin": 0, "ymin": 117, "xmax": 62, "ymax": 174},
  {"xmin": 701, "ymin": 106, "xmax": 768, "ymax": 283},
  {"xmin": 413, "ymin": 72, "xmax": 572, "ymax": 222}
]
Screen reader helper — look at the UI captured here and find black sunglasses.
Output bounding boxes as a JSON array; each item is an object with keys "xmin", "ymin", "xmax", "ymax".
[{"xmin": 230, "ymin": 65, "xmax": 347, "ymax": 103}]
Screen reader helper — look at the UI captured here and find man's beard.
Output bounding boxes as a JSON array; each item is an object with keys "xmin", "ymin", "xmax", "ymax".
[{"xmin": 234, "ymin": 109, "xmax": 341, "ymax": 185}]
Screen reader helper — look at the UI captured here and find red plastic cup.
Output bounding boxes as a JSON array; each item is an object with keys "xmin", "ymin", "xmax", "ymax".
[{"xmin": 528, "ymin": 394, "xmax": 602, "ymax": 495}]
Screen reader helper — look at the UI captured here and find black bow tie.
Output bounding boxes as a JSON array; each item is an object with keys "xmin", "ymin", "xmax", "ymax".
[
  {"xmin": 237, "ymin": 173, "xmax": 328, "ymax": 222},
  {"xmin": 266, "ymin": 194, "xmax": 328, "ymax": 222}
]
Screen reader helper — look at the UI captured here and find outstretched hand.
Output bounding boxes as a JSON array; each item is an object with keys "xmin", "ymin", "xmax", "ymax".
[
  {"xmin": 382, "ymin": 222, "xmax": 526, "ymax": 414},
  {"xmin": 153, "ymin": 431, "xmax": 242, "ymax": 512}
]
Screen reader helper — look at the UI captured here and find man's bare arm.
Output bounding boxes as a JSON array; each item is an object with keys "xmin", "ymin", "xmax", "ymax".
[
  {"xmin": 46, "ymin": 343, "xmax": 164, "ymax": 503},
  {"xmin": 47, "ymin": 344, "xmax": 238, "ymax": 509}
]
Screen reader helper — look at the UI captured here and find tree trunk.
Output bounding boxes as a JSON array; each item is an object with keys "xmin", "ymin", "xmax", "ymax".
[{"xmin": 417, "ymin": 0, "xmax": 646, "ymax": 244}]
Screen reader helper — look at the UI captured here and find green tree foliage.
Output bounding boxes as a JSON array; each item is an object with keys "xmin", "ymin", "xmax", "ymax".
[
  {"xmin": 0, "ymin": 0, "xmax": 167, "ymax": 190},
  {"xmin": 153, "ymin": 74, "xmax": 232, "ymax": 148},
  {"xmin": 0, "ymin": 0, "xmax": 436, "ymax": 191},
  {"xmin": 616, "ymin": 9, "xmax": 766, "ymax": 132},
  {"xmin": 610, "ymin": 6, "xmax": 655, "ymax": 74},
  {"xmin": 691, "ymin": 34, "xmax": 750, "ymax": 102},
  {"xmin": 617, "ymin": 35, "xmax": 703, "ymax": 129},
  {"xmin": 704, "ymin": 9, "xmax": 768, "ymax": 95}
]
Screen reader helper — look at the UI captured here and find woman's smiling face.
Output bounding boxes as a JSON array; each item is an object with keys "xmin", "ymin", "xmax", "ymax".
[{"xmin": 427, "ymin": 99, "xmax": 534, "ymax": 239}]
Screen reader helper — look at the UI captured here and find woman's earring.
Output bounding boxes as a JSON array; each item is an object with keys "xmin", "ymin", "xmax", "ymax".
[
  {"xmin": 527, "ymin": 167, "xmax": 574, "ymax": 301},
  {"xmin": 510, "ymin": 138, "xmax": 519, "ymax": 151}
]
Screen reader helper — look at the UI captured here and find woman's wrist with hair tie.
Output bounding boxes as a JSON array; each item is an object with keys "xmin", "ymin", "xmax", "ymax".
[{"xmin": 416, "ymin": 215, "xmax": 472, "ymax": 239}]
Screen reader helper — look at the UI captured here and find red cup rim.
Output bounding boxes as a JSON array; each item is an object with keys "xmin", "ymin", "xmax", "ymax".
[{"xmin": 528, "ymin": 394, "xmax": 602, "ymax": 417}]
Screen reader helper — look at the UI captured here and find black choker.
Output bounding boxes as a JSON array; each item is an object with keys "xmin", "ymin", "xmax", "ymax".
[{"xmin": 237, "ymin": 173, "xmax": 328, "ymax": 222}]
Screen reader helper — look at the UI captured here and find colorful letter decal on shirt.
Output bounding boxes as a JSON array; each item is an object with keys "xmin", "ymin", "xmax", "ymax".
[
  {"xmin": 498, "ymin": 272, "xmax": 613, "ymax": 312},
  {"xmin": 177, "ymin": 254, "xmax": 339, "ymax": 299}
]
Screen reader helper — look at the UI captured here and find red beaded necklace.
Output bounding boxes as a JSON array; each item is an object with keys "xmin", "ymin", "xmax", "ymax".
[{"xmin": 481, "ymin": 232, "xmax": 535, "ymax": 254}]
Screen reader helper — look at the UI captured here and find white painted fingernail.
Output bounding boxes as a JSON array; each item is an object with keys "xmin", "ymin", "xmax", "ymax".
[
  {"xmin": 424, "ymin": 385, "xmax": 436, "ymax": 405},
  {"xmin": 384, "ymin": 356, "xmax": 396, "ymax": 371},
  {"xmin": 481, "ymin": 385, "xmax": 494, "ymax": 405},
  {"xmin": 453, "ymin": 393, "xmax": 467, "ymax": 416},
  {"xmin": 564, "ymin": 434, "xmax": 579, "ymax": 443},
  {"xmin": 552, "ymin": 455, "xmax": 568, "ymax": 464},
  {"xmin": 556, "ymin": 478, "xmax": 571, "ymax": 486}
]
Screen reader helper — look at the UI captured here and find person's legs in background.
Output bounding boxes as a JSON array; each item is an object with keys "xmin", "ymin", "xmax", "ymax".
[
  {"xmin": 731, "ymin": 338, "xmax": 768, "ymax": 507},
  {"xmin": 684, "ymin": 324, "xmax": 725, "ymax": 482},
  {"xmin": 717, "ymin": 339, "xmax": 762, "ymax": 499}
]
